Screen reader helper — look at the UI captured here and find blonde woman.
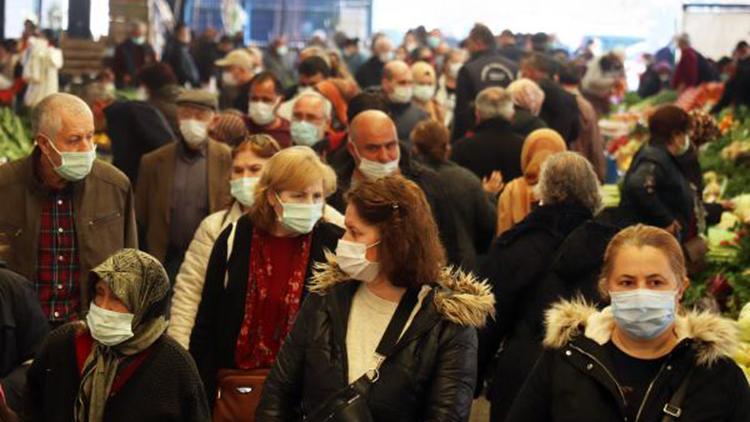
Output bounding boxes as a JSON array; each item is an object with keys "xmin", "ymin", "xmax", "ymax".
[
  {"xmin": 507, "ymin": 225, "xmax": 750, "ymax": 421},
  {"xmin": 189, "ymin": 146, "xmax": 344, "ymax": 407}
]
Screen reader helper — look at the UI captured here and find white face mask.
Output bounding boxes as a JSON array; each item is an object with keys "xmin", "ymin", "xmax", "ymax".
[
  {"xmin": 413, "ymin": 84, "xmax": 435, "ymax": 102},
  {"xmin": 275, "ymin": 193, "xmax": 323, "ymax": 234},
  {"xmin": 297, "ymin": 86, "xmax": 315, "ymax": 96},
  {"xmin": 353, "ymin": 142, "xmax": 400, "ymax": 180},
  {"xmin": 336, "ymin": 239, "xmax": 381, "ymax": 282},
  {"xmin": 179, "ymin": 119, "xmax": 209, "ymax": 148},
  {"xmin": 230, "ymin": 176, "xmax": 260, "ymax": 207},
  {"xmin": 388, "ymin": 86, "xmax": 413, "ymax": 104},
  {"xmin": 45, "ymin": 139, "xmax": 97, "ymax": 182},
  {"xmin": 86, "ymin": 302, "xmax": 135, "ymax": 347},
  {"xmin": 222, "ymin": 71, "xmax": 238, "ymax": 86},
  {"xmin": 248, "ymin": 101, "xmax": 277, "ymax": 126},
  {"xmin": 448, "ymin": 62, "xmax": 463, "ymax": 79},
  {"xmin": 291, "ymin": 120, "xmax": 323, "ymax": 147},
  {"xmin": 378, "ymin": 51, "xmax": 394, "ymax": 63}
]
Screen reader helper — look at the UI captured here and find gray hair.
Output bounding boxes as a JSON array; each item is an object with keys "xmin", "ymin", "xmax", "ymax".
[
  {"xmin": 535, "ymin": 151, "xmax": 602, "ymax": 213},
  {"xmin": 475, "ymin": 87, "xmax": 515, "ymax": 122},
  {"xmin": 32, "ymin": 93, "xmax": 93, "ymax": 138},
  {"xmin": 294, "ymin": 91, "xmax": 332, "ymax": 121}
]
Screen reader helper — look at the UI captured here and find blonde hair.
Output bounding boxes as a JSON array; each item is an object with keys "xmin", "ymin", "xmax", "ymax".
[
  {"xmin": 411, "ymin": 61, "xmax": 436, "ymax": 82},
  {"xmin": 598, "ymin": 224, "xmax": 688, "ymax": 301},
  {"xmin": 249, "ymin": 146, "xmax": 337, "ymax": 232}
]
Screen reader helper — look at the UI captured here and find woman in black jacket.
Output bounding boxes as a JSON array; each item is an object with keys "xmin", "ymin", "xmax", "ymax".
[
  {"xmin": 479, "ymin": 152, "xmax": 602, "ymax": 421},
  {"xmin": 256, "ymin": 175, "xmax": 495, "ymax": 421},
  {"xmin": 620, "ymin": 105, "xmax": 695, "ymax": 241},
  {"xmin": 507, "ymin": 225, "xmax": 750, "ymax": 422},
  {"xmin": 22, "ymin": 249, "xmax": 210, "ymax": 422},
  {"xmin": 190, "ymin": 147, "xmax": 344, "ymax": 404}
]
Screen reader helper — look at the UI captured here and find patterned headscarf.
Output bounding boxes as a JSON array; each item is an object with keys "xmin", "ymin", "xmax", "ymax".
[{"xmin": 75, "ymin": 249, "xmax": 170, "ymax": 422}]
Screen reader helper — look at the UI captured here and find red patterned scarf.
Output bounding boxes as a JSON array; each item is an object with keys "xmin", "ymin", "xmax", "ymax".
[{"xmin": 234, "ymin": 228, "xmax": 312, "ymax": 369}]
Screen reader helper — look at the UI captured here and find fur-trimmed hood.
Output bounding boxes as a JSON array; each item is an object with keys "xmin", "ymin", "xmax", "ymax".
[
  {"xmin": 542, "ymin": 298, "xmax": 739, "ymax": 367},
  {"xmin": 309, "ymin": 256, "xmax": 495, "ymax": 328}
]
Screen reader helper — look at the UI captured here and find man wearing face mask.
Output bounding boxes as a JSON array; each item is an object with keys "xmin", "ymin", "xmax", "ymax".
[
  {"xmin": 136, "ymin": 90, "xmax": 231, "ymax": 281},
  {"xmin": 277, "ymin": 56, "xmax": 331, "ymax": 121},
  {"xmin": 113, "ymin": 20, "xmax": 156, "ymax": 89},
  {"xmin": 380, "ymin": 60, "xmax": 429, "ymax": 146},
  {"xmin": 244, "ymin": 71, "xmax": 292, "ymax": 148},
  {"xmin": 0, "ymin": 93, "xmax": 138, "ymax": 327},
  {"xmin": 621, "ymin": 105, "xmax": 695, "ymax": 241},
  {"xmin": 356, "ymin": 34, "xmax": 393, "ymax": 89},
  {"xmin": 290, "ymin": 91, "xmax": 333, "ymax": 156},
  {"xmin": 215, "ymin": 49, "xmax": 258, "ymax": 112},
  {"xmin": 328, "ymin": 110, "xmax": 463, "ymax": 267}
]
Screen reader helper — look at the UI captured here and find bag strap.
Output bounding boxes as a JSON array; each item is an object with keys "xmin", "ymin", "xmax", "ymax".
[
  {"xmin": 375, "ymin": 288, "xmax": 420, "ymax": 358},
  {"xmin": 661, "ymin": 368, "xmax": 694, "ymax": 421}
]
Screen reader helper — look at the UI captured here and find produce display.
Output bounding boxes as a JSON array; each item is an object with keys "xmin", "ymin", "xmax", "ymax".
[{"xmin": 0, "ymin": 107, "xmax": 33, "ymax": 163}]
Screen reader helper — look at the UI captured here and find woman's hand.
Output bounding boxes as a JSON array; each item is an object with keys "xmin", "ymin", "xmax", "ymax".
[{"xmin": 483, "ymin": 171, "xmax": 505, "ymax": 195}]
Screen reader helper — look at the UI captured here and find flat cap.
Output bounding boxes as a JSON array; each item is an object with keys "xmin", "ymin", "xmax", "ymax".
[
  {"xmin": 176, "ymin": 89, "xmax": 218, "ymax": 111},
  {"xmin": 215, "ymin": 49, "xmax": 256, "ymax": 70}
]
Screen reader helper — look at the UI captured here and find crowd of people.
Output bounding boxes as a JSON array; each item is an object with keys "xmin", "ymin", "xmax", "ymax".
[{"xmin": 0, "ymin": 16, "xmax": 749, "ymax": 422}]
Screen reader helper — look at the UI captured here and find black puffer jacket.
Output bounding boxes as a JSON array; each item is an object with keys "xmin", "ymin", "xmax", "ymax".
[
  {"xmin": 189, "ymin": 216, "xmax": 344, "ymax": 401},
  {"xmin": 256, "ymin": 262, "xmax": 495, "ymax": 421},
  {"xmin": 506, "ymin": 299, "xmax": 750, "ymax": 422},
  {"xmin": 476, "ymin": 203, "xmax": 592, "ymax": 421},
  {"xmin": 620, "ymin": 142, "xmax": 694, "ymax": 240}
]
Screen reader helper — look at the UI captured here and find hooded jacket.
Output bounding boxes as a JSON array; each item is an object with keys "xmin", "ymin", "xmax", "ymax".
[
  {"xmin": 256, "ymin": 261, "xmax": 495, "ymax": 422},
  {"xmin": 506, "ymin": 299, "xmax": 750, "ymax": 422}
]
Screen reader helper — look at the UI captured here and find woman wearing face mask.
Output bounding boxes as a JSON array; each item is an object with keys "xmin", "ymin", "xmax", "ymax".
[
  {"xmin": 22, "ymin": 249, "xmax": 210, "ymax": 422},
  {"xmin": 621, "ymin": 105, "xmax": 695, "ymax": 242},
  {"xmin": 256, "ymin": 175, "xmax": 495, "ymax": 421},
  {"xmin": 506, "ymin": 225, "xmax": 750, "ymax": 422},
  {"xmin": 435, "ymin": 48, "xmax": 467, "ymax": 128},
  {"xmin": 169, "ymin": 135, "xmax": 280, "ymax": 350},
  {"xmin": 411, "ymin": 61, "xmax": 445, "ymax": 124},
  {"xmin": 189, "ymin": 146, "xmax": 344, "ymax": 414}
]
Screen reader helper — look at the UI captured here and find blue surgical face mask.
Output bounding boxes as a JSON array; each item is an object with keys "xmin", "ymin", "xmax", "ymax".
[
  {"xmin": 291, "ymin": 120, "xmax": 322, "ymax": 147},
  {"xmin": 86, "ymin": 302, "xmax": 135, "ymax": 347},
  {"xmin": 610, "ymin": 289, "xmax": 677, "ymax": 340},
  {"xmin": 45, "ymin": 138, "xmax": 97, "ymax": 181},
  {"xmin": 230, "ymin": 176, "xmax": 259, "ymax": 207},
  {"xmin": 275, "ymin": 193, "xmax": 323, "ymax": 234}
]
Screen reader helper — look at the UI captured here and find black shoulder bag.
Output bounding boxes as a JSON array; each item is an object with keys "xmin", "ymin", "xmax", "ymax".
[
  {"xmin": 305, "ymin": 288, "xmax": 420, "ymax": 422},
  {"xmin": 661, "ymin": 368, "xmax": 694, "ymax": 421}
]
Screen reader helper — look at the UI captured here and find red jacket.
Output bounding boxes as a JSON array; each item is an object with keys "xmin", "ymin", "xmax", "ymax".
[{"xmin": 672, "ymin": 47, "xmax": 699, "ymax": 89}]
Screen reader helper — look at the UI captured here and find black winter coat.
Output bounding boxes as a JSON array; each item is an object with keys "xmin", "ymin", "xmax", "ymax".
[
  {"xmin": 541, "ymin": 206, "xmax": 641, "ymax": 307},
  {"xmin": 0, "ymin": 265, "xmax": 49, "ymax": 411},
  {"xmin": 328, "ymin": 146, "xmax": 463, "ymax": 269},
  {"xmin": 451, "ymin": 118, "xmax": 525, "ymax": 181},
  {"xmin": 537, "ymin": 79, "xmax": 581, "ymax": 144},
  {"xmin": 452, "ymin": 49, "xmax": 518, "ymax": 141},
  {"xmin": 507, "ymin": 300, "xmax": 750, "ymax": 422},
  {"xmin": 355, "ymin": 56, "xmax": 386, "ymax": 90},
  {"xmin": 189, "ymin": 216, "xmax": 343, "ymax": 401},
  {"xmin": 511, "ymin": 107, "xmax": 547, "ymax": 139},
  {"xmin": 477, "ymin": 203, "xmax": 592, "ymax": 421},
  {"xmin": 24, "ymin": 323, "xmax": 210, "ymax": 422},
  {"xmin": 256, "ymin": 263, "xmax": 495, "ymax": 421},
  {"xmin": 620, "ymin": 142, "xmax": 694, "ymax": 240}
]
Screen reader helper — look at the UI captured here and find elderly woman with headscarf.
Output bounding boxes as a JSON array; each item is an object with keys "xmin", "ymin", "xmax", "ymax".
[
  {"xmin": 411, "ymin": 61, "xmax": 446, "ymax": 124},
  {"xmin": 22, "ymin": 249, "xmax": 210, "ymax": 422},
  {"xmin": 496, "ymin": 128, "xmax": 567, "ymax": 236},
  {"xmin": 507, "ymin": 78, "xmax": 547, "ymax": 138}
]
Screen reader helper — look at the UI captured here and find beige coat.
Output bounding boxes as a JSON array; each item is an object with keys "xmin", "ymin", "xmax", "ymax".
[{"xmin": 135, "ymin": 140, "xmax": 232, "ymax": 263}]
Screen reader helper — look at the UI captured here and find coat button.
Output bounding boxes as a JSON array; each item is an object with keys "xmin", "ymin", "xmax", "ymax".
[
  {"xmin": 586, "ymin": 363, "xmax": 593, "ymax": 370},
  {"xmin": 565, "ymin": 350, "xmax": 572, "ymax": 356}
]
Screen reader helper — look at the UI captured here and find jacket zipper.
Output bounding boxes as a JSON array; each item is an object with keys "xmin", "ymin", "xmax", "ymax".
[
  {"xmin": 634, "ymin": 362, "xmax": 668, "ymax": 422},
  {"xmin": 569, "ymin": 344, "xmax": 628, "ymax": 408}
]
